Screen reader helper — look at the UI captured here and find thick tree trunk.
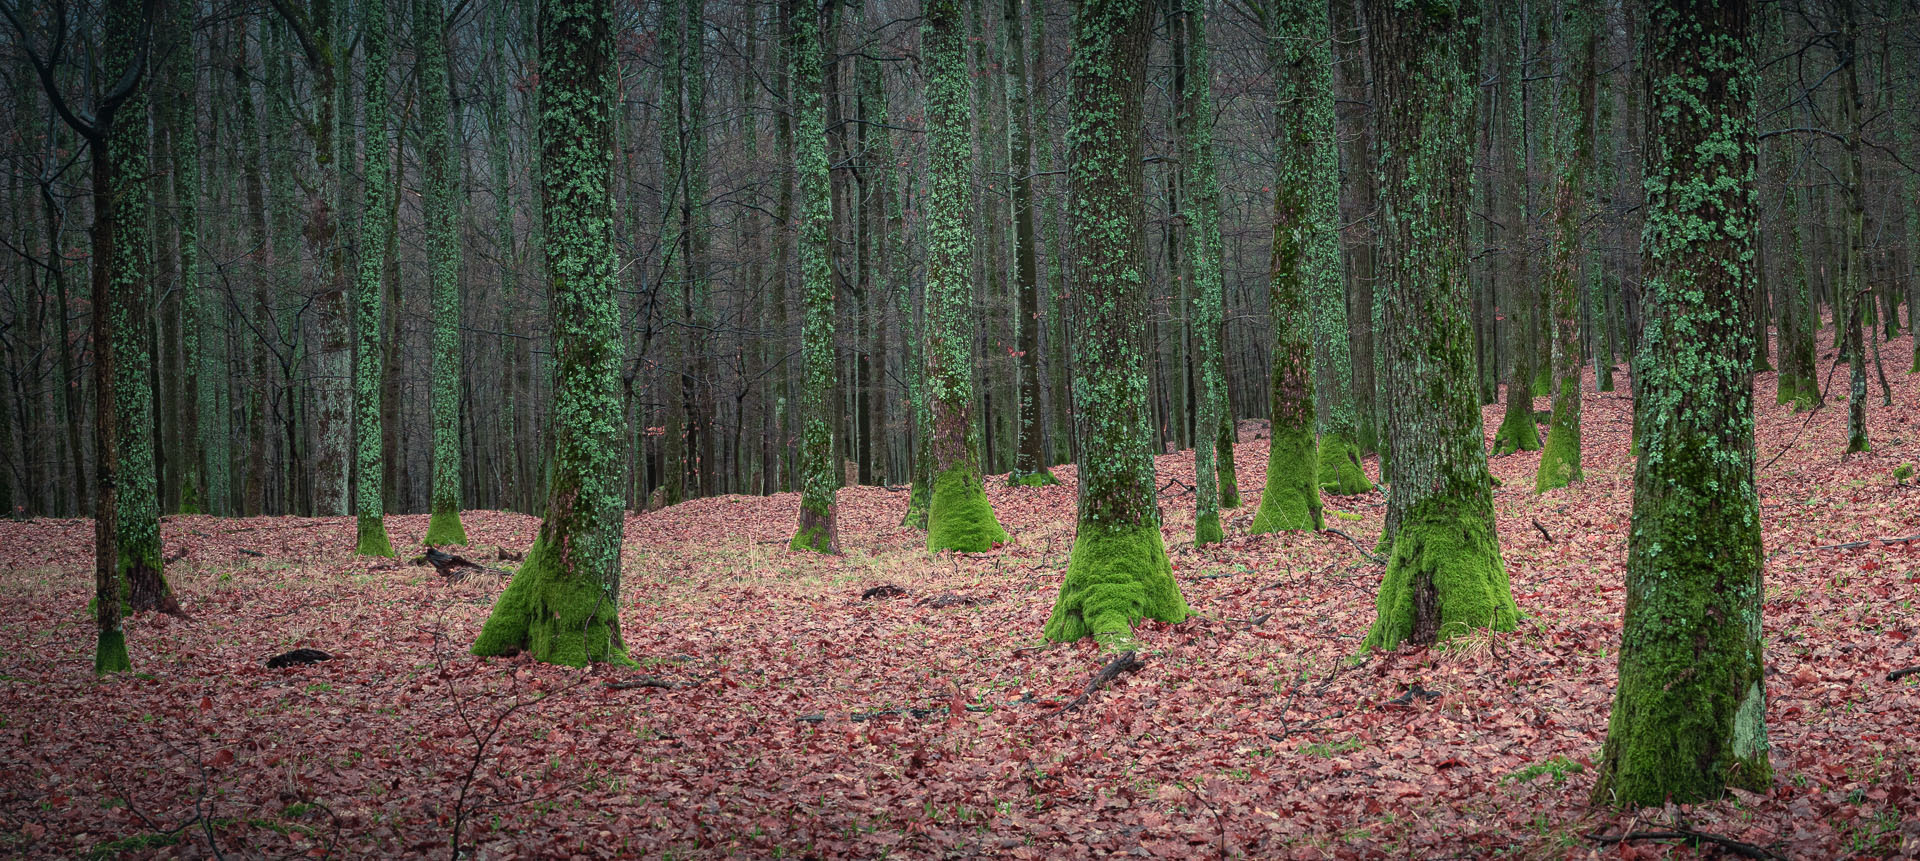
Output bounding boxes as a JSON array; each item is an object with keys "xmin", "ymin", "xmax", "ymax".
[
  {"xmin": 1593, "ymin": 0, "xmax": 1771, "ymax": 808},
  {"xmin": 420, "ymin": 0, "xmax": 468, "ymax": 545},
  {"xmin": 353, "ymin": 0, "xmax": 396, "ymax": 557}
]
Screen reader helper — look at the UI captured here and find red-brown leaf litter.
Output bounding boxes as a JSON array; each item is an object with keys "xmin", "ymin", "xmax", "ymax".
[{"xmin": 3, "ymin": 356, "xmax": 1918, "ymax": 858}]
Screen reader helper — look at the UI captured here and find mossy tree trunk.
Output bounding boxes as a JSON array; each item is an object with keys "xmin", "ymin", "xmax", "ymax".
[
  {"xmin": 1838, "ymin": 0, "xmax": 1868, "ymax": 455},
  {"xmin": 923, "ymin": 0, "xmax": 1010, "ymax": 552},
  {"xmin": 1362, "ymin": 0, "xmax": 1515, "ymax": 652},
  {"xmin": 1044, "ymin": 0, "xmax": 1189, "ymax": 646},
  {"xmin": 1280, "ymin": 0, "xmax": 1371, "ymax": 498},
  {"xmin": 1249, "ymin": 0, "xmax": 1324, "ymax": 536},
  {"xmin": 354, "ymin": 0, "xmax": 396, "ymax": 557},
  {"xmin": 420, "ymin": 0, "xmax": 468, "ymax": 546},
  {"xmin": 1536, "ymin": 6, "xmax": 1596, "ymax": 493},
  {"xmin": 472, "ymin": 0, "xmax": 631, "ymax": 668},
  {"xmin": 1593, "ymin": 0, "xmax": 1771, "ymax": 807},
  {"xmin": 788, "ymin": 0, "xmax": 839, "ymax": 553},
  {"xmin": 1490, "ymin": 0, "xmax": 1540, "ymax": 458},
  {"xmin": 1182, "ymin": 0, "xmax": 1226, "ymax": 544}
]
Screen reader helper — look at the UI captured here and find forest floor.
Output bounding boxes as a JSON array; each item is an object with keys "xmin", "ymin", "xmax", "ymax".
[{"xmin": 3, "ymin": 348, "xmax": 1920, "ymax": 860}]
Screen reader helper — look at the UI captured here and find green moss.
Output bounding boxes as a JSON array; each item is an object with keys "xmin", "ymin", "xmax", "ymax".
[
  {"xmin": 928, "ymin": 465, "xmax": 1009, "ymax": 552},
  {"xmin": 95, "ymin": 628, "xmax": 130, "ymax": 675},
  {"xmin": 1007, "ymin": 469, "xmax": 1060, "ymax": 488},
  {"xmin": 1250, "ymin": 426, "xmax": 1322, "ymax": 533},
  {"xmin": 1531, "ymin": 366, "xmax": 1551, "ymax": 398},
  {"xmin": 1363, "ymin": 501, "xmax": 1516, "ymax": 651},
  {"xmin": 1194, "ymin": 511, "xmax": 1223, "ymax": 545},
  {"xmin": 1045, "ymin": 523, "xmax": 1190, "ymax": 646},
  {"xmin": 789, "ymin": 508, "xmax": 836, "ymax": 554},
  {"xmin": 1491, "ymin": 393, "xmax": 1542, "ymax": 455},
  {"xmin": 1316, "ymin": 432, "xmax": 1373, "ymax": 495},
  {"xmin": 1535, "ymin": 414, "xmax": 1583, "ymax": 492},
  {"xmin": 424, "ymin": 507, "xmax": 467, "ymax": 546},
  {"xmin": 901, "ymin": 475, "xmax": 929, "ymax": 529},
  {"xmin": 472, "ymin": 536, "xmax": 633, "ymax": 668},
  {"xmin": 355, "ymin": 514, "xmax": 395, "ymax": 558}
]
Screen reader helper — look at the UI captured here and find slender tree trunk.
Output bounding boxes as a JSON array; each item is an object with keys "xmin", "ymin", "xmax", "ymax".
[
  {"xmin": 788, "ymin": 0, "xmax": 839, "ymax": 553},
  {"xmin": 1839, "ymin": 0, "xmax": 1868, "ymax": 455},
  {"xmin": 354, "ymin": 0, "xmax": 396, "ymax": 556},
  {"xmin": 1536, "ymin": 6, "xmax": 1596, "ymax": 493},
  {"xmin": 1005, "ymin": 0, "xmax": 1056, "ymax": 488},
  {"xmin": 419, "ymin": 0, "xmax": 468, "ymax": 544}
]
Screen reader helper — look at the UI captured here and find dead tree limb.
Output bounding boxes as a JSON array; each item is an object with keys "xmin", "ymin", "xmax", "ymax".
[
  {"xmin": 1053, "ymin": 651, "xmax": 1143, "ymax": 714},
  {"xmin": 1586, "ymin": 828, "xmax": 1785, "ymax": 861},
  {"xmin": 1321, "ymin": 527, "xmax": 1386, "ymax": 564},
  {"xmin": 1889, "ymin": 666, "xmax": 1920, "ymax": 682},
  {"xmin": 1766, "ymin": 532, "xmax": 1920, "ymax": 561},
  {"xmin": 1531, "ymin": 519, "xmax": 1553, "ymax": 543}
]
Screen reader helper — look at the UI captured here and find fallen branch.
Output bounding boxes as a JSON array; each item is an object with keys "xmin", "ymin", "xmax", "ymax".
[
  {"xmin": 1889, "ymin": 666, "xmax": 1920, "ymax": 682},
  {"xmin": 607, "ymin": 675, "xmax": 679, "ymax": 690},
  {"xmin": 1321, "ymin": 527, "xmax": 1386, "ymax": 565},
  {"xmin": 1157, "ymin": 477, "xmax": 1195, "ymax": 497},
  {"xmin": 1766, "ymin": 532, "xmax": 1920, "ymax": 561},
  {"xmin": 1531, "ymin": 519, "xmax": 1553, "ymax": 544},
  {"xmin": 1586, "ymin": 828, "xmax": 1785, "ymax": 861},
  {"xmin": 1053, "ymin": 651, "xmax": 1143, "ymax": 714}
]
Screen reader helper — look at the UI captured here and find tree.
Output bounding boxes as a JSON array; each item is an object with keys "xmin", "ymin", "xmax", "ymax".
[
  {"xmin": 1535, "ymin": 5, "xmax": 1596, "ymax": 493},
  {"xmin": 1362, "ymin": 0, "xmax": 1516, "ymax": 651},
  {"xmin": 472, "ymin": 0, "xmax": 632, "ymax": 667},
  {"xmin": 354, "ymin": 0, "xmax": 397, "ymax": 556},
  {"xmin": 1044, "ymin": 0, "xmax": 1189, "ymax": 646},
  {"xmin": 1182, "ymin": 0, "xmax": 1227, "ymax": 544},
  {"xmin": 1489, "ymin": 0, "xmax": 1541, "ymax": 458},
  {"xmin": 1283, "ymin": 0, "xmax": 1371, "ymax": 497},
  {"xmin": 420, "ymin": 0, "xmax": 469, "ymax": 546},
  {"xmin": 788, "ymin": 0, "xmax": 839, "ymax": 553},
  {"xmin": 1592, "ymin": 0, "xmax": 1770, "ymax": 807},
  {"xmin": 921, "ymin": 0, "xmax": 1011, "ymax": 553},
  {"xmin": 1004, "ymin": 0, "xmax": 1057, "ymax": 489},
  {"xmin": 1248, "ymin": 0, "xmax": 1324, "ymax": 537},
  {"xmin": 1836, "ymin": 0, "xmax": 1868, "ymax": 455}
]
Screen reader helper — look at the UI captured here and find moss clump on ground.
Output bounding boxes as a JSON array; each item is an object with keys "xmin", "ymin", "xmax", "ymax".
[
  {"xmin": 1007, "ymin": 469, "xmax": 1060, "ymax": 488},
  {"xmin": 1316, "ymin": 432, "xmax": 1373, "ymax": 495},
  {"xmin": 472, "ymin": 536, "xmax": 633, "ymax": 667},
  {"xmin": 423, "ymin": 508, "xmax": 468, "ymax": 546},
  {"xmin": 1535, "ymin": 416, "xmax": 1583, "ymax": 493},
  {"xmin": 1194, "ymin": 511, "xmax": 1223, "ymax": 545},
  {"xmin": 355, "ymin": 514, "xmax": 396, "ymax": 558},
  {"xmin": 1045, "ymin": 523, "xmax": 1190, "ymax": 646},
  {"xmin": 1251, "ymin": 426, "xmax": 1323, "ymax": 533},
  {"xmin": 95, "ymin": 628, "xmax": 130, "ymax": 674},
  {"xmin": 1491, "ymin": 395, "xmax": 1542, "ymax": 456},
  {"xmin": 1363, "ymin": 502, "xmax": 1517, "ymax": 651},
  {"xmin": 928, "ymin": 466, "xmax": 1010, "ymax": 552}
]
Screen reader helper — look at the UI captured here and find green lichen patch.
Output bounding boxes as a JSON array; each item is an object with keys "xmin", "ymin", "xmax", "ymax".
[
  {"xmin": 1045, "ymin": 523, "xmax": 1190, "ymax": 646},
  {"xmin": 1316, "ymin": 432, "xmax": 1373, "ymax": 495},
  {"xmin": 1251, "ymin": 426, "xmax": 1323, "ymax": 533},
  {"xmin": 1363, "ymin": 501, "xmax": 1516, "ymax": 652},
  {"xmin": 355, "ymin": 514, "xmax": 396, "ymax": 558},
  {"xmin": 472, "ymin": 536, "xmax": 633, "ymax": 668},
  {"xmin": 424, "ymin": 508, "xmax": 468, "ymax": 546},
  {"xmin": 928, "ymin": 466, "xmax": 1009, "ymax": 552}
]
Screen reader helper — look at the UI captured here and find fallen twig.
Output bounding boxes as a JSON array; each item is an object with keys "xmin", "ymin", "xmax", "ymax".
[
  {"xmin": 1158, "ymin": 477, "xmax": 1195, "ymax": 497},
  {"xmin": 1889, "ymin": 666, "xmax": 1920, "ymax": 682},
  {"xmin": 1321, "ymin": 527, "xmax": 1386, "ymax": 564},
  {"xmin": 1586, "ymin": 827, "xmax": 1786, "ymax": 861},
  {"xmin": 607, "ymin": 675, "xmax": 679, "ymax": 690},
  {"xmin": 1053, "ymin": 651, "xmax": 1143, "ymax": 714},
  {"xmin": 1531, "ymin": 519, "xmax": 1553, "ymax": 544}
]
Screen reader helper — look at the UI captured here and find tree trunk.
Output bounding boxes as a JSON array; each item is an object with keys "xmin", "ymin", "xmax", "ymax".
[
  {"xmin": 1536, "ymin": 6, "xmax": 1596, "ymax": 493},
  {"xmin": 420, "ymin": 0, "xmax": 468, "ymax": 545},
  {"xmin": 354, "ymin": 0, "xmax": 396, "ymax": 556},
  {"xmin": 788, "ymin": 0, "xmax": 839, "ymax": 553}
]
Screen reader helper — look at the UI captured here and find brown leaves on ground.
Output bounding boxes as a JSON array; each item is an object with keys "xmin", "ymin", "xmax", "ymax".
[{"xmin": 2, "ymin": 351, "xmax": 1918, "ymax": 858}]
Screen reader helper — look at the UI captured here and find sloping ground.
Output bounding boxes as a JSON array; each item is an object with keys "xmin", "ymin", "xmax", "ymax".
[{"xmin": 2, "ymin": 350, "xmax": 1917, "ymax": 859}]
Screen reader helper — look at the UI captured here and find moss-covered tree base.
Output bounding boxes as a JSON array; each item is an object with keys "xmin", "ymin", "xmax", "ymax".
[
  {"xmin": 1491, "ymin": 406, "xmax": 1542, "ymax": 456},
  {"xmin": 929, "ymin": 466, "xmax": 1010, "ymax": 552},
  {"xmin": 1363, "ymin": 502, "xmax": 1517, "ymax": 651},
  {"xmin": 1194, "ymin": 512, "xmax": 1223, "ymax": 545},
  {"xmin": 1316, "ymin": 433, "xmax": 1374, "ymax": 495},
  {"xmin": 355, "ymin": 514, "xmax": 396, "ymax": 557},
  {"xmin": 424, "ymin": 508, "xmax": 468, "ymax": 546},
  {"xmin": 472, "ymin": 536, "xmax": 633, "ymax": 667},
  {"xmin": 125, "ymin": 563, "xmax": 183, "ymax": 617},
  {"xmin": 1250, "ymin": 427, "xmax": 1323, "ymax": 533},
  {"xmin": 1535, "ymin": 421, "xmax": 1583, "ymax": 492},
  {"xmin": 1045, "ymin": 523, "xmax": 1190, "ymax": 646},
  {"xmin": 1007, "ymin": 469, "xmax": 1060, "ymax": 488},
  {"xmin": 791, "ymin": 501, "xmax": 838, "ymax": 553},
  {"xmin": 95, "ymin": 628, "xmax": 130, "ymax": 674},
  {"xmin": 901, "ymin": 479, "xmax": 929, "ymax": 530}
]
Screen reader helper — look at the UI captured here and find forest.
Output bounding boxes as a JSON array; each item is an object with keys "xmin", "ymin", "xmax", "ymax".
[{"xmin": 1, "ymin": 0, "xmax": 1917, "ymax": 855}]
